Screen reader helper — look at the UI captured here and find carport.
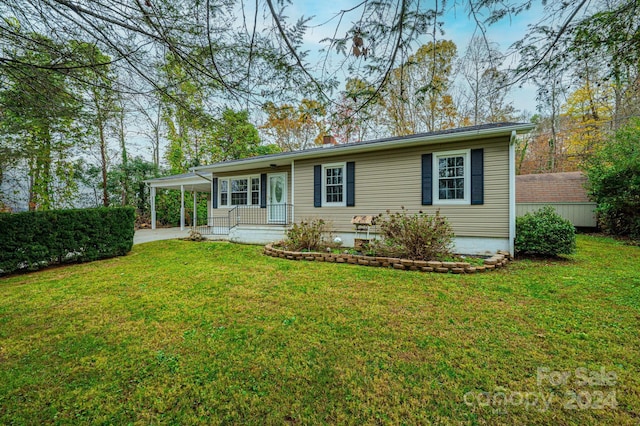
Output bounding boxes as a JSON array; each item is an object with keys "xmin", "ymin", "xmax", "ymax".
[{"xmin": 145, "ymin": 172, "xmax": 213, "ymax": 230}]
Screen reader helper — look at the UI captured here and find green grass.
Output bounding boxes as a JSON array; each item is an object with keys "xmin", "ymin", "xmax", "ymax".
[{"xmin": 0, "ymin": 235, "xmax": 638, "ymax": 424}]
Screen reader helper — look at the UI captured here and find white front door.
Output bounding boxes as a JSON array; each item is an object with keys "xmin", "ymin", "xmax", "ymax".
[{"xmin": 268, "ymin": 173, "xmax": 287, "ymax": 224}]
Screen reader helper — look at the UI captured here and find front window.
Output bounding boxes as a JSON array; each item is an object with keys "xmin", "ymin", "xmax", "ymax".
[
  {"xmin": 251, "ymin": 177, "xmax": 260, "ymax": 205},
  {"xmin": 220, "ymin": 180, "xmax": 229, "ymax": 206},
  {"xmin": 231, "ymin": 178, "xmax": 248, "ymax": 205},
  {"xmin": 434, "ymin": 150, "xmax": 469, "ymax": 204},
  {"xmin": 323, "ymin": 163, "xmax": 346, "ymax": 206},
  {"xmin": 219, "ymin": 176, "xmax": 261, "ymax": 206},
  {"xmin": 438, "ymin": 156, "xmax": 465, "ymax": 200}
]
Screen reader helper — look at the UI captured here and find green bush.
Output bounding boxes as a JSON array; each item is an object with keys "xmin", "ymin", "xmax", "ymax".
[
  {"xmin": 281, "ymin": 218, "xmax": 339, "ymax": 252},
  {"xmin": 515, "ymin": 205, "xmax": 576, "ymax": 256},
  {"xmin": 0, "ymin": 207, "xmax": 135, "ymax": 275},
  {"xmin": 369, "ymin": 208, "xmax": 454, "ymax": 260},
  {"xmin": 584, "ymin": 119, "xmax": 640, "ymax": 240}
]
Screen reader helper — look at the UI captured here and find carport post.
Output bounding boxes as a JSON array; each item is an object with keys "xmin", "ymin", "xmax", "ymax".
[
  {"xmin": 193, "ymin": 191, "xmax": 197, "ymax": 229},
  {"xmin": 180, "ymin": 185, "xmax": 185, "ymax": 231},
  {"xmin": 150, "ymin": 186, "xmax": 156, "ymax": 230}
]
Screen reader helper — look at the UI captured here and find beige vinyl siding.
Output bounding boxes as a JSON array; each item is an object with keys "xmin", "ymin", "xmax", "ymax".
[{"xmin": 294, "ymin": 136, "xmax": 510, "ymax": 238}]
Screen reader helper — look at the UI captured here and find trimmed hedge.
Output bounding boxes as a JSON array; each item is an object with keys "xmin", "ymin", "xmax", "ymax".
[
  {"xmin": 515, "ymin": 205, "xmax": 576, "ymax": 257},
  {"xmin": 0, "ymin": 207, "xmax": 135, "ymax": 275}
]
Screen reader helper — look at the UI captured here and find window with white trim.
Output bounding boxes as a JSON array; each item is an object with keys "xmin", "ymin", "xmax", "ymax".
[
  {"xmin": 219, "ymin": 175, "xmax": 261, "ymax": 206},
  {"xmin": 434, "ymin": 150, "xmax": 470, "ymax": 204},
  {"xmin": 323, "ymin": 163, "xmax": 346, "ymax": 206},
  {"xmin": 251, "ymin": 177, "xmax": 260, "ymax": 205},
  {"xmin": 220, "ymin": 180, "xmax": 229, "ymax": 206},
  {"xmin": 231, "ymin": 178, "xmax": 248, "ymax": 205}
]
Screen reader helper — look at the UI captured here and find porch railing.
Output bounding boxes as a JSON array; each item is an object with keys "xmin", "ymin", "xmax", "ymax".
[
  {"xmin": 194, "ymin": 213, "xmax": 233, "ymax": 235},
  {"xmin": 195, "ymin": 204, "xmax": 293, "ymax": 235}
]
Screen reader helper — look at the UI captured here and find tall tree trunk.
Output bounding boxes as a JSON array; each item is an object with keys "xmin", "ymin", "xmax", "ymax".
[
  {"xmin": 118, "ymin": 99, "xmax": 129, "ymax": 206},
  {"xmin": 34, "ymin": 131, "xmax": 53, "ymax": 210},
  {"xmin": 548, "ymin": 78, "xmax": 559, "ymax": 172},
  {"xmin": 613, "ymin": 64, "xmax": 623, "ymax": 131},
  {"xmin": 154, "ymin": 102, "xmax": 161, "ymax": 169},
  {"xmin": 98, "ymin": 118, "xmax": 109, "ymax": 207},
  {"xmin": 28, "ymin": 158, "xmax": 37, "ymax": 211},
  {"xmin": 473, "ymin": 77, "xmax": 479, "ymax": 125}
]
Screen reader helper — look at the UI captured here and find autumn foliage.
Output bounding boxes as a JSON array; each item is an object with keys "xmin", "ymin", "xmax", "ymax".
[{"xmin": 584, "ymin": 119, "xmax": 640, "ymax": 239}]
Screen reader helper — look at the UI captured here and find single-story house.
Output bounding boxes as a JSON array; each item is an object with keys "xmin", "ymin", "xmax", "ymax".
[
  {"xmin": 146, "ymin": 122, "xmax": 534, "ymax": 255},
  {"xmin": 516, "ymin": 171, "xmax": 598, "ymax": 228}
]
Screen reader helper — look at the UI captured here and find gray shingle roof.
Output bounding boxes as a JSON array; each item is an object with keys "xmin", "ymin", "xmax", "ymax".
[{"xmin": 193, "ymin": 122, "xmax": 530, "ymax": 170}]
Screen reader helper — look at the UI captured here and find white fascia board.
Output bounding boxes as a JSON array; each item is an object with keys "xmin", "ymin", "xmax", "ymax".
[
  {"xmin": 145, "ymin": 175, "xmax": 211, "ymax": 188},
  {"xmin": 146, "ymin": 182, "xmax": 212, "ymax": 193},
  {"xmin": 147, "ymin": 180, "xmax": 208, "ymax": 189}
]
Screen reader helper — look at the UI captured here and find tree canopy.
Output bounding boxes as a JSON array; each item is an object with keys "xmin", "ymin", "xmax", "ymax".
[
  {"xmin": 0, "ymin": 0, "xmax": 638, "ymax": 225},
  {"xmin": 2, "ymin": 1, "xmax": 635, "ymax": 111}
]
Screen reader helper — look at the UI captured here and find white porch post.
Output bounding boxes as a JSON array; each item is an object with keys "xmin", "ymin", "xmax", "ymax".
[
  {"xmin": 150, "ymin": 186, "xmax": 156, "ymax": 230},
  {"xmin": 180, "ymin": 185, "xmax": 185, "ymax": 231},
  {"xmin": 192, "ymin": 190, "xmax": 197, "ymax": 229}
]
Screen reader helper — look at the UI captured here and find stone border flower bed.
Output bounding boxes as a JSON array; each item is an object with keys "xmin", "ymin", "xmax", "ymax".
[{"xmin": 264, "ymin": 244, "xmax": 510, "ymax": 273}]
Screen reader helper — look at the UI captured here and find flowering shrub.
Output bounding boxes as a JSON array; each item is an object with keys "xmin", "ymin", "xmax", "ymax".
[
  {"xmin": 281, "ymin": 218, "xmax": 340, "ymax": 252},
  {"xmin": 369, "ymin": 208, "xmax": 454, "ymax": 260}
]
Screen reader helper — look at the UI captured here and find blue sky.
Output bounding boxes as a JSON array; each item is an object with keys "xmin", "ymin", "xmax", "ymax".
[{"xmin": 291, "ymin": 1, "xmax": 547, "ymax": 115}]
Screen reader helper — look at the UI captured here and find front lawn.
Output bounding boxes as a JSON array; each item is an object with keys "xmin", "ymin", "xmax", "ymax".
[{"xmin": 0, "ymin": 235, "xmax": 638, "ymax": 424}]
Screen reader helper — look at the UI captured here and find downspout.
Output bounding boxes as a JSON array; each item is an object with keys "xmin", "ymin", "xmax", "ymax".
[{"xmin": 509, "ymin": 130, "xmax": 517, "ymax": 257}]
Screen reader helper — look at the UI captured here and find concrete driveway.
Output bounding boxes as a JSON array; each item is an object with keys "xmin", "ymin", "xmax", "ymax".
[{"xmin": 134, "ymin": 227, "xmax": 190, "ymax": 245}]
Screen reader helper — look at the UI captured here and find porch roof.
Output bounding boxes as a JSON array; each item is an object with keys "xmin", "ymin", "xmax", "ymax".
[{"xmin": 145, "ymin": 171, "xmax": 212, "ymax": 192}]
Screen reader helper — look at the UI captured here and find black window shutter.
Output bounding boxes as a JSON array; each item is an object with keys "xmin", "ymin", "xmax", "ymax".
[
  {"xmin": 346, "ymin": 161, "xmax": 355, "ymax": 207},
  {"xmin": 313, "ymin": 165, "xmax": 321, "ymax": 207},
  {"xmin": 471, "ymin": 148, "xmax": 484, "ymax": 205},
  {"xmin": 212, "ymin": 177, "xmax": 218, "ymax": 209},
  {"xmin": 260, "ymin": 173, "xmax": 267, "ymax": 208},
  {"xmin": 421, "ymin": 154, "xmax": 433, "ymax": 205}
]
